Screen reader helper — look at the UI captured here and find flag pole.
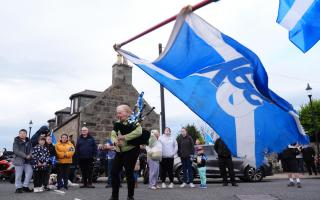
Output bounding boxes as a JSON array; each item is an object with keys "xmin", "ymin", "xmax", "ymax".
[{"xmin": 116, "ymin": 0, "xmax": 220, "ymax": 48}]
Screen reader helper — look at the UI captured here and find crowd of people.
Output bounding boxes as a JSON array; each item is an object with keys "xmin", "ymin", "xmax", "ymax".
[
  {"xmin": 13, "ymin": 103, "xmax": 318, "ymax": 199},
  {"xmin": 12, "ymin": 104, "xmax": 220, "ymax": 200},
  {"xmin": 278, "ymin": 143, "xmax": 318, "ymax": 188},
  {"xmin": 13, "ymin": 125, "xmax": 99, "ymax": 193}
]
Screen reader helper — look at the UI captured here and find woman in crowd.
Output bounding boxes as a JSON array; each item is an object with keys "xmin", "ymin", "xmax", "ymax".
[
  {"xmin": 55, "ymin": 134, "xmax": 75, "ymax": 190},
  {"xmin": 159, "ymin": 127, "xmax": 177, "ymax": 189},
  {"xmin": 147, "ymin": 129, "xmax": 162, "ymax": 189}
]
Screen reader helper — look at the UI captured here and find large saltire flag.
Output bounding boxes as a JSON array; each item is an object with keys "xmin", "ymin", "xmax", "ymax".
[
  {"xmin": 116, "ymin": 9, "xmax": 309, "ymax": 167},
  {"xmin": 277, "ymin": 0, "xmax": 320, "ymax": 52}
]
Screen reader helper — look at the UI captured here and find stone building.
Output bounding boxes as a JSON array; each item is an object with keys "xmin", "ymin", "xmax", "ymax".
[{"xmin": 49, "ymin": 56, "xmax": 160, "ymax": 144}]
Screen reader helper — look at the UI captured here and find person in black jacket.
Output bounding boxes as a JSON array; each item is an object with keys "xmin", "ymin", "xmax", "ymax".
[
  {"xmin": 214, "ymin": 137, "xmax": 238, "ymax": 186},
  {"xmin": 76, "ymin": 127, "xmax": 97, "ymax": 188},
  {"xmin": 302, "ymin": 145, "xmax": 317, "ymax": 175},
  {"xmin": 43, "ymin": 135, "xmax": 56, "ymax": 191},
  {"xmin": 30, "ymin": 126, "xmax": 50, "ymax": 147},
  {"xmin": 177, "ymin": 128, "xmax": 195, "ymax": 188},
  {"xmin": 280, "ymin": 143, "xmax": 302, "ymax": 188}
]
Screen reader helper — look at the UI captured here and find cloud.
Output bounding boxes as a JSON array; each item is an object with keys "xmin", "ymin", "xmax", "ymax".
[{"xmin": 0, "ymin": 0, "xmax": 319, "ymax": 150}]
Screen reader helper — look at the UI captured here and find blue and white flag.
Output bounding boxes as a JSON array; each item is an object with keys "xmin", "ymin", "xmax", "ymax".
[
  {"xmin": 51, "ymin": 130, "xmax": 57, "ymax": 145},
  {"xmin": 277, "ymin": 0, "xmax": 320, "ymax": 52},
  {"xmin": 204, "ymin": 132, "xmax": 214, "ymax": 145},
  {"xmin": 117, "ymin": 9, "xmax": 309, "ymax": 167}
]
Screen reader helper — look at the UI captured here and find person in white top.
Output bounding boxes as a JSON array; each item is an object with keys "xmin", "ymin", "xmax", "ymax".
[{"xmin": 159, "ymin": 127, "xmax": 178, "ymax": 189}]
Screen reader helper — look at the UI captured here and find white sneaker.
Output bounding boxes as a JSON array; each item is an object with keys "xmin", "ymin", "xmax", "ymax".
[
  {"xmin": 180, "ymin": 183, "xmax": 186, "ymax": 188},
  {"xmin": 161, "ymin": 183, "xmax": 167, "ymax": 188},
  {"xmin": 150, "ymin": 186, "xmax": 157, "ymax": 190},
  {"xmin": 189, "ymin": 183, "xmax": 195, "ymax": 188},
  {"xmin": 168, "ymin": 182, "xmax": 174, "ymax": 189},
  {"xmin": 33, "ymin": 187, "xmax": 42, "ymax": 193}
]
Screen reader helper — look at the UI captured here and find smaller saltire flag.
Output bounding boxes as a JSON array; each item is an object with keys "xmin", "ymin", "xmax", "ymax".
[
  {"xmin": 277, "ymin": 0, "xmax": 320, "ymax": 52},
  {"xmin": 51, "ymin": 130, "xmax": 57, "ymax": 145},
  {"xmin": 204, "ymin": 132, "xmax": 214, "ymax": 145},
  {"xmin": 50, "ymin": 130, "xmax": 57, "ymax": 165}
]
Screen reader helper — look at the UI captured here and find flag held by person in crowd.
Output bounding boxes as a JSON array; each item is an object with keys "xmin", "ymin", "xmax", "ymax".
[
  {"xmin": 116, "ymin": 8, "xmax": 309, "ymax": 167},
  {"xmin": 51, "ymin": 130, "xmax": 57, "ymax": 145},
  {"xmin": 50, "ymin": 130, "xmax": 57, "ymax": 165},
  {"xmin": 277, "ymin": 0, "xmax": 320, "ymax": 52},
  {"xmin": 204, "ymin": 132, "xmax": 214, "ymax": 145}
]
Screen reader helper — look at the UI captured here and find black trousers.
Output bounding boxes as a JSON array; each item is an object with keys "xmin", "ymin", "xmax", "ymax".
[
  {"xmin": 111, "ymin": 147, "xmax": 140, "ymax": 199},
  {"xmin": 218, "ymin": 157, "xmax": 236, "ymax": 183},
  {"xmin": 33, "ymin": 170, "xmax": 47, "ymax": 187},
  {"xmin": 44, "ymin": 165, "xmax": 52, "ymax": 187},
  {"xmin": 160, "ymin": 158, "xmax": 174, "ymax": 183},
  {"xmin": 57, "ymin": 164, "xmax": 70, "ymax": 188},
  {"xmin": 305, "ymin": 160, "xmax": 317, "ymax": 175},
  {"xmin": 79, "ymin": 158, "xmax": 94, "ymax": 186}
]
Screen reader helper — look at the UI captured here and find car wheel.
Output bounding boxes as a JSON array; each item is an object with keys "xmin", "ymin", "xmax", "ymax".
[
  {"xmin": 253, "ymin": 168, "xmax": 264, "ymax": 182},
  {"xmin": 245, "ymin": 166, "xmax": 264, "ymax": 182},
  {"xmin": 175, "ymin": 167, "xmax": 184, "ymax": 184}
]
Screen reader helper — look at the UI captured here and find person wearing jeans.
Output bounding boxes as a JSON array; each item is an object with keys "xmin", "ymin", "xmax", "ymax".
[
  {"xmin": 105, "ymin": 138, "xmax": 116, "ymax": 188},
  {"xmin": 177, "ymin": 128, "xmax": 195, "ymax": 188},
  {"xmin": 13, "ymin": 129, "xmax": 34, "ymax": 193}
]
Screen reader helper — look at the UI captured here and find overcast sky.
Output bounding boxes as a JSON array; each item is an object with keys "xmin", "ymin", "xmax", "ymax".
[{"xmin": 1, "ymin": 0, "xmax": 319, "ymax": 150}]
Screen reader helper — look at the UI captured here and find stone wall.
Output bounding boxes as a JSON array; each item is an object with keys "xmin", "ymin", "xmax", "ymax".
[
  {"xmin": 79, "ymin": 62, "xmax": 160, "ymax": 144},
  {"xmin": 80, "ymin": 83, "xmax": 160, "ymax": 144},
  {"xmin": 54, "ymin": 116, "xmax": 79, "ymax": 143}
]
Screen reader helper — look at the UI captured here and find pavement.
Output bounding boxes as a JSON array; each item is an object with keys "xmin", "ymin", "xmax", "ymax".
[{"xmin": 1, "ymin": 173, "xmax": 319, "ymax": 200}]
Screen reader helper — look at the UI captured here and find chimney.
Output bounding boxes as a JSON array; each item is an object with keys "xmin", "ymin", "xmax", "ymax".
[{"xmin": 112, "ymin": 54, "xmax": 132, "ymax": 86}]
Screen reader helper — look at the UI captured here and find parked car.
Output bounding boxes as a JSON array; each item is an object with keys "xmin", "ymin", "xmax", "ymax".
[{"xmin": 173, "ymin": 145, "xmax": 273, "ymax": 183}]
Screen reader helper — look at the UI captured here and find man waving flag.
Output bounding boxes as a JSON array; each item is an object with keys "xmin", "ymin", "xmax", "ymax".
[
  {"xmin": 277, "ymin": 0, "xmax": 320, "ymax": 52},
  {"xmin": 116, "ymin": 7, "xmax": 309, "ymax": 167}
]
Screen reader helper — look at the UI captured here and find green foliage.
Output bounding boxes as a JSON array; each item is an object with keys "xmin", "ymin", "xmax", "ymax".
[
  {"xmin": 177, "ymin": 123, "xmax": 204, "ymax": 144},
  {"xmin": 298, "ymin": 99, "xmax": 320, "ymax": 137}
]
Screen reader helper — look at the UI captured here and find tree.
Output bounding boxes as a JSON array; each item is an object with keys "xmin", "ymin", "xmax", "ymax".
[{"xmin": 298, "ymin": 99, "xmax": 320, "ymax": 140}]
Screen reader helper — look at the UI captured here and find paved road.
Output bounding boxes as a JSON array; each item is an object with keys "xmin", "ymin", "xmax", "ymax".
[{"xmin": 1, "ymin": 177, "xmax": 319, "ymax": 200}]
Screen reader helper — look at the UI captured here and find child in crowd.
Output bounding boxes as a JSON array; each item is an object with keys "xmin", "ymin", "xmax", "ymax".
[
  {"xmin": 195, "ymin": 146, "xmax": 208, "ymax": 189},
  {"xmin": 31, "ymin": 137, "xmax": 50, "ymax": 192},
  {"xmin": 134, "ymin": 159, "xmax": 140, "ymax": 188}
]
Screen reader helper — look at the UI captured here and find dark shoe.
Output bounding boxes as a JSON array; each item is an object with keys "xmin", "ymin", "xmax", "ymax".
[
  {"xmin": 80, "ymin": 185, "xmax": 87, "ymax": 188},
  {"xmin": 44, "ymin": 187, "xmax": 51, "ymax": 191},
  {"xmin": 297, "ymin": 182, "xmax": 302, "ymax": 188},
  {"xmin": 87, "ymin": 184, "xmax": 95, "ymax": 188},
  {"xmin": 127, "ymin": 197, "xmax": 134, "ymax": 200},
  {"xmin": 15, "ymin": 188, "xmax": 23, "ymax": 193},
  {"xmin": 64, "ymin": 186, "xmax": 68, "ymax": 190},
  {"xmin": 287, "ymin": 182, "xmax": 295, "ymax": 187},
  {"xmin": 22, "ymin": 187, "xmax": 33, "ymax": 192},
  {"xmin": 223, "ymin": 182, "xmax": 228, "ymax": 186},
  {"xmin": 231, "ymin": 183, "xmax": 238, "ymax": 187}
]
